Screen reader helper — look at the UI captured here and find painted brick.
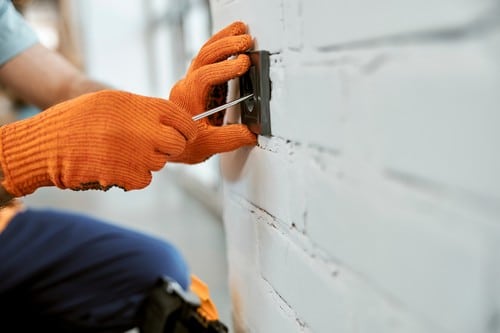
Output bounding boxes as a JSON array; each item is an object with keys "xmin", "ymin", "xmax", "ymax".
[
  {"xmin": 257, "ymin": 218, "xmax": 350, "ymax": 332},
  {"xmin": 303, "ymin": 0, "xmax": 498, "ymax": 48},
  {"xmin": 223, "ymin": 196, "xmax": 259, "ymax": 271},
  {"xmin": 270, "ymin": 61, "xmax": 347, "ymax": 153},
  {"xmin": 210, "ymin": 0, "xmax": 285, "ymax": 52},
  {"xmin": 213, "ymin": 0, "xmax": 500, "ymax": 332},
  {"xmin": 247, "ymin": 282, "xmax": 307, "ymax": 333},
  {"xmin": 353, "ymin": 40, "xmax": 500, "ymax": 199},
  {"xmin": 282, "ymin": 0, "xmax": 303, "ymax": 50},
  {"xmin": 222, "ymin": 153, "xmax": 498, "ymax": 332},
  {"xmin": 224, "ymin": 198, "xmax": 307, "ymax": 333},
  {"xmin": 273, "ymin": 35, "xmax": 500, "ymax": 199},
  {"xmin": 222, "ymin": 139, "xmax": 306, "ymax": 229},
  {"xmin": 305, "ymin": 162, "xmax": 492, "ymax": 332},
  {"xmin": 257, "ymin": 216, "xmax": 442, "ymax": 333}
]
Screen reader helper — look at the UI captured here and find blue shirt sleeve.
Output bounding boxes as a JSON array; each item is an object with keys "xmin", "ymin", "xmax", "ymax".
[{"xmin": 0, "ymin": 0, "xmax": 39, "ymax": 65}]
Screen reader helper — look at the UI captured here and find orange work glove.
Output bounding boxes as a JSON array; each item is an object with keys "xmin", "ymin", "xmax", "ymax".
[
  {"xmin": 168, "ymin": 21, "xmax": 257, "ymax": 164},
  {"xmin": 0, "ymin": 90, "xmax": 197, "ymax": 197}
]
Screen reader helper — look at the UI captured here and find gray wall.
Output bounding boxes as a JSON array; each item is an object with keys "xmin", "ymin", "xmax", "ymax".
[{"xmin": 215, "ymin": 0, "xmax": 500, "ymax": 332}]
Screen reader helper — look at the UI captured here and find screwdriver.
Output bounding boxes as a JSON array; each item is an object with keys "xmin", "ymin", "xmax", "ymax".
[{"xmin": 192, "ymin": 94, "xmax": 254, "ymax": 121}]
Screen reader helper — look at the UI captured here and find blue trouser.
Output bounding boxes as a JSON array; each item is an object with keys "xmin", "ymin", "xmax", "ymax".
[{"xmin": 0, "ymin": 208, "xmax": 190, "ymax": 332}]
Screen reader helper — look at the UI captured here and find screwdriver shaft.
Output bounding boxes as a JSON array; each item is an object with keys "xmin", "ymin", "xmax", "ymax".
[{"xmin": 192, "ymin": 94, "xmax": 254, "ymax": 121}]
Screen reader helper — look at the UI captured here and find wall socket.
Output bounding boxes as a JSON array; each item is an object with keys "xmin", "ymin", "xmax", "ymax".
[{"xmin": 239, "ymin": 51, "xmax": 271, "ymax": 136}]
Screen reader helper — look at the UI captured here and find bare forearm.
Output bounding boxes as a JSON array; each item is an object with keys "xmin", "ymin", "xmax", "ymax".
[
  {"xmin": 0, "ymin": 43, "xmax": 109, "ymax": 109},
  {"xmin": 62, "ymin": 74, "xmax": 110, "ymax": 104}
]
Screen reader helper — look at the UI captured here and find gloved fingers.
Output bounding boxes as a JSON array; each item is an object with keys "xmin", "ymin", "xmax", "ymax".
[
  {"xmin": 189, "ymin": 54, "xmax": 250, "ymax": 100},
  {"xmin": 123, "ymin": 171, "xmax": 153, "ymax": 191},
  {"xmin": 96, "ymin": 165, "xmax": 153, "ymax": 191},
  {"xmin": 208, "ymin": 21, "xmax": 248, "ymax": 45},
  {"xmin": 192, "ymin": 35, "xmax": 252, "ymax": 69},
  {"xmin": 189, "ymin": 21, "xmax": 248, "ymax": 71},
  {"xmin": 159, "ymin": 102, "xmax": 198, "ymax": 142},
  {"xmin": 199, "ymin": 124, "xmax": 257, "ymax": 156},
  {"xmin": 154, "ymin": 126, "xmax": 189, "ymax": 157}
]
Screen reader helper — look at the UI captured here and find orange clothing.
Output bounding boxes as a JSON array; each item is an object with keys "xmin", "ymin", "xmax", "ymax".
[{"xmin": 0, "ymin": 199, "xmax": 24, "ymax": 233}]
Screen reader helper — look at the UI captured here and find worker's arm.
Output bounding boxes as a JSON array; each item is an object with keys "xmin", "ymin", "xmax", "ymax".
[
  {"xmin": 0, "ymin": 42, "xmax": 108, "ymax": 109},
  {"xmin": 0, "ymin": 43, "xmax": 109, "ymax": 206},
  {"xmin": 0, "ymin": 21, "xmax": 254, "ymax": 206}
]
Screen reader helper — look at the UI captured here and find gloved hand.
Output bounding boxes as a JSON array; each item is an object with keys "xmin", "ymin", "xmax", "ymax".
[
  {"xmin": 0, "ymin": 90, "xmax": 197, "ymax": 197},
  {"xmin": 168, "ymin": 21, "xmax": 257, "ymax": 164}
]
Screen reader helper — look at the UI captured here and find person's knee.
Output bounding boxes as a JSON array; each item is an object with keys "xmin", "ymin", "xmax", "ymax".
[{"xmin": 132, "ymin": 237, "xmax": 190, "ymax": 290}]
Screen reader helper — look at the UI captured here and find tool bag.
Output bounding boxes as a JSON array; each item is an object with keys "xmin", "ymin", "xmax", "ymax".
[{"xmin": 139, "ymin": 276, "xmax": 228, "ymax": 333}]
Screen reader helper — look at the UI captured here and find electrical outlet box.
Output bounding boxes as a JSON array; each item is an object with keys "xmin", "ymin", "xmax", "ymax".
[{"xmin": 239, "ymin": 51, "xmax": 271, "ymax": 136}]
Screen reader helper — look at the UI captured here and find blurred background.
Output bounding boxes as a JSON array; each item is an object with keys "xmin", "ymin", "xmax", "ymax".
[
  {"xmin": 2, "ymin": 1, "xmax": 500, "ymax": 332},
  {"xmin": 1, "ymin": 0, "xmax": 232, "ymax": 327}
]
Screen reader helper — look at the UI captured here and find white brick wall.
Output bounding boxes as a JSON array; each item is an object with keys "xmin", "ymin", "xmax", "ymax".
[{"xmin": 213, "ymin": 0, "xmax": 500, "ymax": 332}]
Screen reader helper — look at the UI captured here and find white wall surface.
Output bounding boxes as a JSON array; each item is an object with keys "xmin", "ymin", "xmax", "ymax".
[{"xmin": 214, "ymin": 0, "xmax": 500, "ymax": 332}]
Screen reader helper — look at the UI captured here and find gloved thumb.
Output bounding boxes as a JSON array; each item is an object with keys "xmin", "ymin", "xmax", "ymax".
[
  {"xmin": 203, "ymin": 124, "xmax": 257, "ymax": 155},
  {"xmin": 168, "ymin": 123, "xmax": 257, "ymax": 165}
]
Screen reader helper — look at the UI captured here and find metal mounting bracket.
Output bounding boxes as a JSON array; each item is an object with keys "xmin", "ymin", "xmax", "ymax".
[{"xmin": 239, "ymin": 51, "xmax": 271, "ymax": 136}]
